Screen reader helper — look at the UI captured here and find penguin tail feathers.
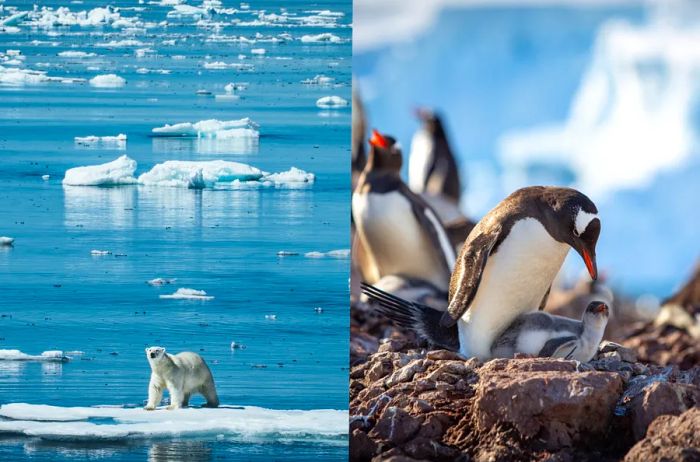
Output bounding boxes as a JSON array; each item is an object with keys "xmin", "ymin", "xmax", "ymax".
[{"xmin": 360, "ymin": 282, "xmax": 459, "ymax": 351}]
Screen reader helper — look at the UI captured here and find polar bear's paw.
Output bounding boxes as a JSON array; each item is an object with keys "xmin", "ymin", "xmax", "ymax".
[{"xmin": 144, "ymin": 405, "xmax": 156, "ymax": 411}]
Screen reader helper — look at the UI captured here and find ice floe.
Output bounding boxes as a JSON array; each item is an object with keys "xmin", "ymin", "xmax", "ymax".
[
  {"xmin": 301, "ymin": 33, "xmax": 342, "ymax": 43},
  {"xmin": 151, "ymin": 118, "xmax": 259, "ymax": 139},
  {"xmin": 90, "ymin": 250, "xmax": 111, "ymax": 256},
  {"xmin": 250, "ymin": 48, "xmax": 266, "ymax": 55},
  {"xmin": 62, "ymin": 155, "xmax": 138, "ymax": 186},
  {"xmin": 0, "ymin": 403, "xmax": 347, "ymax": 442},
  {"xmin": 0, "ymin": 66, "xmax": 85, "ymax": 86},
  {"xmin": 160, "ymin": 288, "xmax": 214, "ymax": 300},
  {"xmin": 74, "ymin": 134, "xmax": 127, "ymax": 149},
  {"xmin": 0, "ymin": 350, "xmax": 69, "ymax": 362},
  {"xmin": 57, "ymin": 51, "xmax": 96, "ymax": 58},
  {"xmin": 0, "ymin": 236, "xmax": 14, "ymax": 246},
  {"xmin": 89, "ymin": 74, "xmax": 126, "ymax": 88},
  {"xmin": 203, "ymin": 61, "xmax": 254, "ymax": 70},
  {"xmin": 316, "ymin": 95, "xmax": 348, "ymax": 108},
  {"xmin": 277, "ymin": 251, "xmax": 299, "ymax": 257},
  {"xmin": 63, "ymin": 156, "xmax": 314, "ymax": 189},
  {"xmin": 41, "ymin": 175, "xmax": 50, "ymax": 181},
  {"xmin": 304, "ymin": 249, "xmax": 350, "ymax": 259},
  {"xmin": 147, "ymin": 278, "xmax": 177, "ymax": 286},
  {"xmin": 302, "ymin": 74, "xmax": 334, "ymax": 85}
]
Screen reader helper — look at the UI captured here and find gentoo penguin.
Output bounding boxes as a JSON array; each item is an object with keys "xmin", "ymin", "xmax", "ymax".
[
  {"xmin": 491, "ymin": 301, "xmax": 609, "ymax": 362},
  {"xmin": 361, "ymin": 283, "xmax": 608, "ymax": 361},
  {"xmin": 444, "ymin": 186, "xmax": 601, "ymax": 359},
  {"xmin": 408, "ymin": 109, "xmax": 461, "ymax": 203},
  {"xmin": 352, "ymin": 129, "xmax": 456, "ymax": 292},
  {"xmin": 351, "ymin": 84, "xmax": 367, "ymax": 187}
]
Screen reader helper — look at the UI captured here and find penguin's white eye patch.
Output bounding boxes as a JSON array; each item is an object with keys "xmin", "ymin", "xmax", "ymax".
[{"xmin": 574, "ymin": 209, "xmax": 598, "ymax": 237}]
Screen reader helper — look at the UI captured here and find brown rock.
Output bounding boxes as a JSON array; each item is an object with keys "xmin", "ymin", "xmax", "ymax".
[
  {"xmin": 351, "ymin": 428, "xmax": 379, "ymax": 461},
  {"xmin": 474, "ymin": 358, "xmax": 623, "ymax": 450},
  {"xmin": 628, "ymin": 381, "xmax": 700, "ymax": 440},
  {"xmin": 370, "ymin": 406, "xmax": 424, "ymax": 445},
  {"xmin": 624, "ymin": 407, "xmax": 700, "ymax": 462}
]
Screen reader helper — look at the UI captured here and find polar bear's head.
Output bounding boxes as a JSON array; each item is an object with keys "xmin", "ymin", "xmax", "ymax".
[{"xmin": 145, "ymin": 346, "xmax": 166, "ymax": 364}]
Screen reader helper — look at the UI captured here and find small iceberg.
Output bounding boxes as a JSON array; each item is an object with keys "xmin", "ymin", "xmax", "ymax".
[
  {"xmin": 58, "ymin": 51, "xmax": 96, "ymax": 58},
  {"xmin": 0, "ymin": 236, "xmax": 14, "ymax": 246},
  {"xmin": 139, "ymin": 160, "xmax": 263, "ymax": 188},
  {"xmin": 160, "ymin": 288, "xmax": 214, "ymax": 300},
  {"xmin": 147, "ymin": 278, "xmax": 177, "ymax": 286},
  {"xmin": 90, "ymin": 250, "xmax": 111, "ymax": 256},
  {"xmin": 0, "ymin": 350, "xmax": 69, "ymax": 362},
  {"xmin": 301, "ymin": 33, "xmax": 342, "ymax": 43},
  {"xmin": 0, "ymin": 403, "xmax": 347, "ymax": 442},
  {"xmin": 41, "ymin": 175, "xmax": 50, "ymax": 181},
  {"xmin": 302, "ymin": 75, "xmax": 334, "ymax": 85},
  {"xmin": 251, "ymin": 48, "xmax": 266, "ymax": 55},
  {"xmin": 316, "ymin": 96, "xmax": 348, "ymax": 108},
  {"xmin": 277, "ymin": 251, "xmax": 299, "ymax": 257},
  {"xmin": 305, "ymin": 249, "xmax": 350, "ymax": 259},
  {"xmin": 151, "ymin": 118, "xmax": 259, "ymax": 139},
  {"xmin": 262, "ymin": 167, "xmax": 315, "ymax": 185},
  {"xmin": 89, "ymin": 74, "xmax": 126, "ymax": 88},
  {"xmin": 74, "ymin": 134, "xmax": 127, "ymax": 148},
  {"xmin": 63, "ymin": 155, "xmax": 138, "ymax": 186}
]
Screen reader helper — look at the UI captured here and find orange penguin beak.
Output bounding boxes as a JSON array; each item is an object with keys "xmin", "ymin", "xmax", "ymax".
[
  {"xmin": 369, "ymin": 129, "xmax": 388, "ymax": 149},
  {"xmin": 582, "ymin": 249, "xmax": 598, "ymax": 281}
]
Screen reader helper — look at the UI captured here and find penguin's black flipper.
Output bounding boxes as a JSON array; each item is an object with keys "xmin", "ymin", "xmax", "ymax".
[
  {"xmin": 361, "ymin": 283, "xmax": 460, "ymax": 351},
  {"xmin": 441, "ymin": 232, "xmax": 498, "ymax": 327},
  {"xmin": 538, "ymin": 335, "xmax": 578, "ymax": 358}
]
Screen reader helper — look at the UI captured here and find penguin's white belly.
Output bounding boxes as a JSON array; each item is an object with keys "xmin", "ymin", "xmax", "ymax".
[
  {"xmin": 408, "ymin": 130, "xmax": 433, "ymax": 193},
  {"xmin": 516, "ymin": 329, "xmax": 575, "ymax": 355},
  {"xmin": 352, "ymin": 191, "xmax": 449, "ymax": 291},
  {"xmin": 458, "ymin": 218, "xmax": 570, "ymax": 359}
]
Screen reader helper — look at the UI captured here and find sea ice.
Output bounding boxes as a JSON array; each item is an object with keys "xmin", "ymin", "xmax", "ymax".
[
  {"xmin": 90, "ymin": 250, "xmax": 111, "ymax": 256},
  {"xmin": 0, "ymin": 236, "xmax": 14, "ymax": 246},
  {"xmin": 74, "ymin": 134, "xmax": 127, "ymax": 146},
  {"xmin": 41, "ymin": 175, "xmax": 50, "ymax": 180},
  {"xmin": 0, "ymin": 350, "xmax": 69, "ymax": 362},
  {"xmin": 304, "ymin": 249, "xmax": 350, "ymax": 259},
  {"xmin": 89, "ymin": 74, "xmax": 126, "ymax": 88},
  {"xmin": 151, "ymin": 118, "xmax": 259, "ymax": 139},
  {"xmin": 316, "ymin": 95, "xmax": 348, "ymax": 108},
  {"xmin": 160, "ymin": 288, "xmax": 214, "ymax": 300},
  {"xmin": 0, "ymin": 403, "xmax": 347, "ymax": 442},
  {"xmin": 301, "ymin": 33, "xmax": 342, "ymax": 43},
  {"xmin": 302, "ymin": 74, "xmax": 334, "ymax": 85},
  {"xmin": 277, "ymin": 251, "xmax": 299, "ymax": 257},
  {"xmin": 57, "ymin": 51, "xmax": 96, "ymax": 58},
  {"xmin": 139, "ymin": 160, "xmax": 263, "ymax": 188},
  {"xmin": 147, "ymin": 278, "xmax": 177, "ymax": 286},
  {"xmin": 63, "ymin": 155, "xmax": 137, "ymax": 186},
  {"xmin": 262, "ymin": 167, "xmax": 315, "ymax": 185},
  {"xmin": 251, "ymin": 48, "xmax": 265, "ymax": 55}
]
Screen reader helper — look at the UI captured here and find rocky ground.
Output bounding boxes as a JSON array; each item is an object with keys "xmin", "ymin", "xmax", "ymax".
[{"xmin": 350, "ymin": 266, "xmax": 700, "ymax": 461}]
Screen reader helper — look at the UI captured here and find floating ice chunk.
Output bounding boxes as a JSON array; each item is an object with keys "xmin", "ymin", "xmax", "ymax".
[
  {"xmin": 57, "ymin": 51, "xmax": 96, "ymax": 58},
  {"xmin": 203, "ymin": 61, "xmax": 253, "ymax": 70},
  {"xmin": 264, "ymin": 314, "xmax": 277, "ymax": 321},
  {"xmin": 0, "ymin": 350, "xmax": 69, "ymax": 362},
  {"xmin": 230, "ymin": 341, "xmax": 246, "ymax": 350},
  {"xmin": 250, "ymin": 48, "xmax": 265, "ymax": 55},
  {"xmin": 0, "ymin": 236, "xmax": 14, "ymax": 246},
  {"xmin": 89, "ymin": 74, "xmax": 126, "ymax": 88},
  {"xmin": 90, "ymin": 250, "xmax": 111, "ymax": 256},
  {"xmin": 301, "ymin": 33, "xmax": 342, "ymax": 43},
  {"xmin": 167, "ymin": 4, "xmax": 208, "ymax": 19},
  {"xmin": 314, "ymin": 307, "xmax": 324, "ymax": 313},
  {"xmin": 74, "ymin": 134, "xmax": 127, "ymax": 147},
  {"xmin": 41, "ymin": 175, "xmax": 50, "ymax": 180},
  {"xmin": 160, "ymin": 288, "xmax": 214, "ymax": 300},
  {"xmin": 305, "ymin": 249, "xmax": 350, "ymax": 259},
  {"xmin": 302, "ymin": 74, "xmax": 334, "ymax": 85},
  {"xmin": 151, "ymin": 118, "xmax": 259, "ymax": 139},
  {"xmin": 0, "ymin": 12, "xmax": 29, "ymax": 27},
  {"xmin": 95, "ymin": 39, "xmax": 144, "ymax": 47},
  {"xmin": 147, "ymin": 278, "xmax": 177, "ymax": 286},
  {"xmin": 214, "ymin": 94, "xmax": 239, "ymax": 102},
  {"xmin": 277, "ymin": 251, "xmax": 299, "ymax": 257},
  {"xmin": 62, "ymin": 155, "xmax": 138, "ymax": 186},
  {"xmin": 262, "ymin": 167, "xmax": 315, "ymax": 185},
  {"xmin": 0, "ymin": 403, "xmax": 347, "ymax": 442},
  {"xmin": 139, "ymin": 160, "xmax": 263, "ymax": 188},
  {"xmin": 316, "ymin": 96, "xmax": 348, "ymax": 108}
]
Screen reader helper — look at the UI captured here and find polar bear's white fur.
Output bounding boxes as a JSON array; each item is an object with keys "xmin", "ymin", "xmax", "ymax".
[{"xmin": 145, "ymin": 346, "xmax": 219, "ymax": 410}]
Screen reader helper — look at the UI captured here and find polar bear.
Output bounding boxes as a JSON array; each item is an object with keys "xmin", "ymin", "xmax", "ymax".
[{"xmin": 144, "ymin": 346, "xmax": 219, "ymax": 410}]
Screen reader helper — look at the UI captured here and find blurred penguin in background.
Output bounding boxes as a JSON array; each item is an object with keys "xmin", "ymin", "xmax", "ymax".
[
  {"xmin": 352, "ymin": 129, "xmax": 456, "ymax": 296},
  {"xmin": 352, "ymin": 84, "xmax": 367, "ymax": 190},
  {"xmin": 409, "ymin": 108, "xmax": 474, "ymax": 250}
]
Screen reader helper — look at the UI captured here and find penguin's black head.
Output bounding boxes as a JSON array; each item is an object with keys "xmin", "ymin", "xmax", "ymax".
[
  {"xmin": 415, "ymin": 108, "xmax": 445, "ymax": 136},
  {"xmin": 544, "ymin": 188, "xmax": 601, "ymax": 280},
  {"xmin": 584, "ymin": 301, "xmax": 610, "ymax": 328},
  {"xmin": 367, "ymin": 129, "xmax": 402, "ymax": 172}
]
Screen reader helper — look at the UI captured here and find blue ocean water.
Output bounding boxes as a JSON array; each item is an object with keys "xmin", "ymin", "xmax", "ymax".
[
  {"xmin": 355, "ymin": 4, "xmax": 700, "ymax": 297},
  {"xmin": 0, "ymin": 0, "xmax": 350, "ymax": 459}
]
